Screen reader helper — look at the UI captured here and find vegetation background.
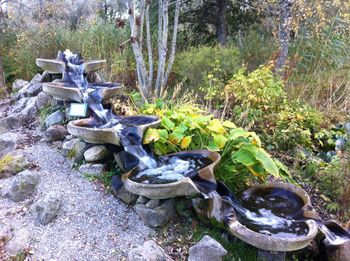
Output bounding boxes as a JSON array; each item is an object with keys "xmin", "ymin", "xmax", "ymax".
[{"xmin": 0, "ymin": 0, "xmax": 349, "ymax": 259}]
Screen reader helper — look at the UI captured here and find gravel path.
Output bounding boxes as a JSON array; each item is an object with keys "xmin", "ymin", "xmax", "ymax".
[{"xmin": 0, "ymin": 138, "xmax": 153, "ymax": 260}]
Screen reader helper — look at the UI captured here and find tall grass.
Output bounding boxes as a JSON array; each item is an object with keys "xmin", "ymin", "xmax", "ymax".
[
  {"xmin": 286, "ymin": 17, "xmax": 350, "ymax": 113},
  {"xmin": 8, "ymin": 21, "xmax": 133, "ymax": 83},
  {"xmin": 238, "ymin": 20, "xmax": 350, "ymax": 113}
]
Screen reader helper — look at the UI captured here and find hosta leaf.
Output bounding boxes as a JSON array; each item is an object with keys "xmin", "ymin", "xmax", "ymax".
[
  {"xmin": 206, "ymin": 140, "xmax": 220, "ymax": 151},
  {"xmin": 247, "ymin": 164, "xmax": 265, "ymax": 179},
  {"xmin": 180, "ymin": 136, "xmax": 192, "ymax": 149},
  {"xmin": 228, "ymin": 128, "xmax": 261, "ymax": 146},
  {"xmin": 143, "ymin": 128, "xmax": 160, "ymax": 144},
  {"xmin": 232, "ymin": 149, "xmax": 256, "ymax": 166},
  {"xmin": 162, "ymin": 116, "xmax": 175, "ymax": 130},
  {"xmin": 157, "ymin": 129, "xmax": 169, "ymax": 141},
  {"xmin": 212, "ymin": 134, "xmax": 227, "ymax": 149},
  {"xmin": 243, "ymin": 145, "xmax": 279, "ymax": 177},
  {"xmin": 169, "ymin": 131, "xmax": 184, "ymax": 145},
  {"xmin": 229, "ymin": 128, "xmax": 249, "ymax": 140},
  {"xmin": 207, "ymin": 119, "xmax": 226, "ymax": 134},
  {"xmin": 223, "ymin": 120, "xmax": 237, "ymax": 129},
  {"xmin": 174, "ymin": 124, "xmax": 188, "ymax": 134}
]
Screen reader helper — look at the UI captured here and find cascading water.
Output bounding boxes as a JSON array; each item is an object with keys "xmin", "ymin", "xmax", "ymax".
[
  {"xmin": 56, "ymin": 49, "xmax": 350, "ymax": 250},
  {"xmin": 58, "ymin": 50, "xmax": 158, "ymax": 169}
]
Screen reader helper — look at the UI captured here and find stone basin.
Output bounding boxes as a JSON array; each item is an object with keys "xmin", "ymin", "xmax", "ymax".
[
  {"xmin": 42, "ymin": 81, "xmax": 123, "ymax": 102},
  {"xmin": 67, "ymin": 116, "xmax": 161, "ymax": 146},
  {"xmin": 36, "ymin": 58, "xmax": 107, "ymax": 73},
  {"xmin": 193, "ymin": 182, "xmax": 319, "ymax": 252},
  {"xmin": 122, "ymin": 150, "xmax": 220, "ymax": 200}
]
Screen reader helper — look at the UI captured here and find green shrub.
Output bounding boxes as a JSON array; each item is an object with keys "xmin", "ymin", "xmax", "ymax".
[
  {"xmin": 174, "ymin": 45, "xmax": 241, "ymax": 102},
  {"xmin": 224, "ymin": 65, "xmax": 285, "ymax": 128}
]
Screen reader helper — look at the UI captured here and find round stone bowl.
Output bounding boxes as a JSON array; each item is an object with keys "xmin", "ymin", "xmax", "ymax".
[
  {"xmin": 122, "ymin": 150, "xmax": 220, "ymax": 200},
  {"xmin": 67, "ymin": 115, "xmax": 161, "ymax": 146},
  {"xmin": 227, "ymin": 182, "xmax": 319, "ymax": 252},
  {"xmin": 36, "ymin": 58, "xmax": 107, "ymax": 74},
  {"xmin": 42, "ymin": 82, "xmax": 123, "ymax": 102}
]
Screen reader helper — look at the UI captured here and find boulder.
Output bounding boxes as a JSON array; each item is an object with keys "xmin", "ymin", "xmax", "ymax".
[
  {"xmin": 79, "ymin": 163, "xmax": 106, "ymax": 177},
  {"xmin": 136, "ymin": 196, "xmax": 149, "ymax": 205},
  {"xmin": 0, "ymin": 154, "xmax": 30, "ymax": 179},
  {"xmin": 188, "ymin": 235, "xmax": 227, "ymax": 261},
  {"xmin": 62, "ymin": 138, "xmax": 89, "ymax": 163},
  {"xmin": 128, "ymin": 240, "xmax": 172, "ymax": 261},
  {"xmin": 0, "ymin": 113, "xmax": 25, "ymax": 134},
  {"xmin": 9, "ymin": 97, "xmax": 28, "ymax": 114},
  {"xmin": 35, "ymin": 91, "xmax": 53, "ymax": 110},
  {"xmin": 44, "ymin": 125, "xmax": 68, "ymax": 142},
  {"xmin": 134, "ymin": 199, "xmax": 177, "ymax": 228},
  {"xmin": 30, "ymin": 192, "xmax": 61, "ymax": 225},
  {"xmin": 4, "ymin": 227, "xmax": 32, "ymax": 255},
  {"xmin": 145, "ymin": 199, "xmax": 160, "ymax": 209},
  {"xmin": 84, "ymin": 145, "xmax": 109, "ymax": 162},
  {"xmin": 0, "ymin": 134, "xmax": 16, "ymax": 158},
  {"xmin": 30, "ymin": 73, "xmax": 42, "ymax": 84},
  {"xmin": 2, "ymin": 170, "xmax": 39, "ymax": 202},
  {"xmin": 113, "ymin": 186, "xmax": 138, "ymax": 205},
  {"xmin": 45, "ymin": 110, "xmax": 65, "ymax": 128},
  {"xmin": 21, "ymin": 96, "xmax": 38, "ymax": 117},
  {"xmin": 12, "ymin": 79, "xmax": 29, "ymax": 92},
  {"xmin": 26, "ymin": 82, "xmax": 42, "ymax": 97}
]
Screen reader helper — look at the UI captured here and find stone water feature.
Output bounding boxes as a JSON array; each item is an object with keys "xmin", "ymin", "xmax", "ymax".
[{"xmin": 37, "ymin": 50, "xmax": 350, "ymax": 259}]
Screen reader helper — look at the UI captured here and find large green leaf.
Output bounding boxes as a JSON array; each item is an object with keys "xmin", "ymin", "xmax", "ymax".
[
  {"xmin": 243, "ymin": 145, "xmax": 279, "ymax": 177},
  {"xmin": 143, "ymin": 128, "xmax": 160, "ymax": 144},
  {"xmin": 169, "ymin": 131, "xmax": 185, "ymax": 144},
  {"xmin": 174, "ymin": 124, "xmax": 188, "ymax": 134},
  {"xmin": 207, "ymin": 119, "xmax": 226, "ymax": 134},
  {"xmin": 162, "ymin": 116, "xmax": 175, "ymax": 130},
  {"xmin": 157, "ymin": 129, "xmax": 169, "ymax": 141},
  {"xmin": 212, "ymin": 134, "xmax": 227, "ymax": 149},
  {"xmin": 232, "ymin": 149, "xmax": 256, "ymax": 166},
  {"xmin": 228, "ymin": 128, "xmax": 261, "ymax": 146}
]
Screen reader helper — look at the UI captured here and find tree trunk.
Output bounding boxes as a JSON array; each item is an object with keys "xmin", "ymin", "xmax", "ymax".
[
  {"xmin": 216, "ymin": 0, "xmax": 227, "ymax": 46},
  {"xmin": 0, "ymin": 48, "xmax": 6, "ymax": 89},
  {"xmin": 275, "ymin": 0, "xmax": 294, "ymax": 71}
]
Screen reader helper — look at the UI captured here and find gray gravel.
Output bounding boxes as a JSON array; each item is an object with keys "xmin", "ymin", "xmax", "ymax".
[{"xmin": 0, "ymin": 139, "xmax": 154, "ymax": 260}]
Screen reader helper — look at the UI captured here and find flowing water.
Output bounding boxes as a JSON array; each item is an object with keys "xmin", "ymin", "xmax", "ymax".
[
  {"xmin": 59, "ymin": 49, "xmax": 350, "ymax": 244},
  {"xmin": 131, "ymin": 154, "xmax": 213, "ymax": 184}
]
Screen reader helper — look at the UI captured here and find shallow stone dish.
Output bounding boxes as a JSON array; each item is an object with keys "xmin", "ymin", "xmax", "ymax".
[
  {"xmin": 42, "ymin": 82, "xmax": 123, "ymax": 102},
  {"xmin": 194, "ymin": 182, "xmax": 319, "ymax": 252},
  {"xmin": 122, "ymin": 150, "xmax": 220, "ymax": 200},
  {"xmin": 36, "ymin": 58, "xmax": 107, "ymax": 74},
  {"xmin": 67, "ymin": 116, "xmax": 161, "ymax": 146}
]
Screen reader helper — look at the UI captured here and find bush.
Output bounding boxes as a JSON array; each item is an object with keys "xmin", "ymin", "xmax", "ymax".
[
  {"xmin": 224, "ymin": 65, "xmax": 285, "ymax": 128},
  {"xmin": 174, "ymin": 45, "xmax": 241, "ymax": 103}
]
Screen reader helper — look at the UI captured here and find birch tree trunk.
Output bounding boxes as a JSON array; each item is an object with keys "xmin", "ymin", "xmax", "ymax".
[
  {"xmin": 0, "ymin": 48, "xmax": 6, "ymax": 89},
  {"xmin": 276, "ymin": 0, "xmax": 294, "ymax": 71},
  {"xmin": 128, "ymin": 0, "xmax": 151, "ymax": 99},
  {"xmin": 128, "ymin": 0, "xmax": 181, "ymax": 100}
]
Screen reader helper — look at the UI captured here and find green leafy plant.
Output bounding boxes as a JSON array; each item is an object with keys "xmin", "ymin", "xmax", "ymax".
[
  {"xmin": 141, "ymin": 101, "xmax": 286, "ymax": 190},
  {"xmin": 224, "ymin": 65, "xmax": 285, "ymax": 128}
]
